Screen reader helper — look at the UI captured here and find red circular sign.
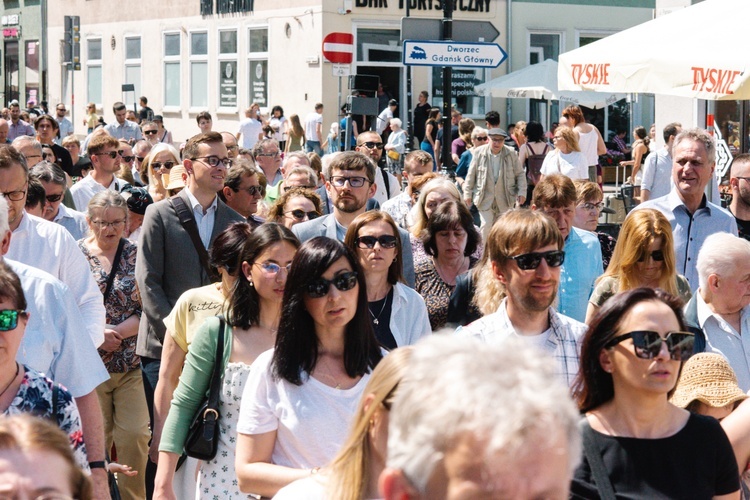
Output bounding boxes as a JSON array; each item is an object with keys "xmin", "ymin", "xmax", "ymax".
[{"xmin": 322, "ymin": 32, "xmax": 354, "ymax": 64}]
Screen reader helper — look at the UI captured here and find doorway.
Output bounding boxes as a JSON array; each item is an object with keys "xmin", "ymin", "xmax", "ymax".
[{"xmin": 4, "ymin": 41, "xmax": 20, "ymax": 103}]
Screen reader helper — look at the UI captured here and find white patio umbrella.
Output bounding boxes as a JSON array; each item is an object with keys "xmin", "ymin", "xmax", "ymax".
[{"xmin": 558, "ymin": 0, "xmax": 750, "ymax": 100}]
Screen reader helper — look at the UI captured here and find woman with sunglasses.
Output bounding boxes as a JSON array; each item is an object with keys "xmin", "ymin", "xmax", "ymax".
[
  {"xmin": 585, "ymin": 208, "xmax": 691, "ymax": 323},
  {"xmin": 571, "ymin": 288, "xmax": 740, "ymax": 499},
  {"xmin": 235, "ymin": 237, "xmax": 382, "ymax": 497},
  {"xmin": 274, "ymin": 347, "xmax": 412, "ymax": 500},
  {"xmin": 142, "ymin": 143, "xmax": 181, "ymax": 203},
  {"xmin": 268, "ymin": 187, "xmax": 323, "ymax": 230},
  {"xmin": 344, "ymin": 212, "xmax": 431, "ymax": 349},
  {"xmin": 155, "ymin": 223, "xmax": 299, "ymax": 499}
]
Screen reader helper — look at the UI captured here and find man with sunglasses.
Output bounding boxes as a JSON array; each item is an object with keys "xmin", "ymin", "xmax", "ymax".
[
  {"xmin": 69, "ymin": 134, "xmax": 122, "ymax": 211},
  {"xmin": 293, "ymin": 151, "xmax": 415, "ymax": 286},
  {"xmin": 53, "ymin": 103, "xmax": 74, "ymax": 146},
  {"xmin": 531, "ymin": 174, "xmax": 602, "ymax": 323},
  {"xmin": 141, "ymin": 121, "xmax": 161, "ymax": 146},
  {"xmin": 382, "ymin": 150, "xmax": 434, "ymax": 230},
  {"xmin": 220, "ymin": 160, "xmax": 264, "ymax": 226},
  {"xmin": 29, "ymin": 162, "xmax": 88, "ymax": 240},
  {"xmin": 728, "ymin": 153, "xmax": 750, "ymax": 241},
  {"xmin": 355, "ymin": 131, "xmax": 401, "ymax": 205},
  {"xmin": 458, "ymin": 209, "xmax": 587, "ymax": 387}
]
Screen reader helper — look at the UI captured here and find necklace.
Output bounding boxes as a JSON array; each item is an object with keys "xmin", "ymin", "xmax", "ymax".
[
  {"xmin": 318, "ymin": 357, "xmax": 342, "ymax": 390},
  {"xmin": 433, "ymin": 257, "xmax": 467, "ymax": 286},
  {"xmin": 0, "ymin": 363, "xmax": 20, "ymax": 400},
  {"xmin": 369, "ymin": 293, "xmax": 389, "ymax": 325}
]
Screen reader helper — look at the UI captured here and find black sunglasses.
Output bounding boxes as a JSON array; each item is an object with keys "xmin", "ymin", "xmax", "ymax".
[
  {"xmin": 118, "ymin": 152, "xmax": 135, "ymax": 162},
  {"xmin": 362, "ymin": 141, "xmax": 384, "ymax": 150},
  {"xmin": 285, "ymin": 209, "xmax": 319, "ymax": 221},
  {"xmin": 606, "ymin": 330, "xmax": 694, "ymax": 361},
  {"xmin": 45, "ymin": 193, "xmax": 63, "ymax": 203},
  {"xmin": 305, "ymin": 271, "xmax": 358, "ymax": 298},
  {"xmin": 355, "ymin": 235, "xmax": 398, "ymax": 249},
  {"xmin": 509, "ymin": 250, "xmax": 565, "ymax": 271},
  {"xmin": 143, "ymin": 130, "xmax": 158, "ymax": 135},
  {"xmin": 239, "ymin": 185, "xmax": 263, "ymax": 197},
  {"xmin": 0, "ymin": 309, "xmax": 26, "ymax": 331},
  {"xmin": 638, "ymin": 250, "xmax": 665, "ymax": 262},
  {"xmin": 95, "ymin": 151, "xmax": 119, "ymax": 159},
  {"xmin": 152, "ymin": 161, "xmax": 176, "ymax": 170}
]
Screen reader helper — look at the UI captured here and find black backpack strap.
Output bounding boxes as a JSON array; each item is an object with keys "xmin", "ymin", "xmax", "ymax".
[
  {"xmin": 381, "ymin": 166, "xmax": 391, "ymax": 199},
  {"xmin": 579, "ymin": 418, "xmax": 616, "ymax": 500},
  {"xmin": 169, "ymin": 196, "xmax": 217, "ymax": 282}
]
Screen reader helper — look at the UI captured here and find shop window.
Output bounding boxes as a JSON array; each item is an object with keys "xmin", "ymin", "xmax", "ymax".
[
  {"xmin": 431, "ymin": 68, "xmax": 487, "ymax": 117},
  {"xmin": 24, "ymin": 40, "xmax": 39, "ymax": 105},
  {"xmin": 164, "ymin": 32, "xmax": 181, "ymax": 108},
  {"xmin": 190, "ymin": 31, "xmax": 208, "ymax": 108},
  {"xmin": 247, "ymin": 27, "xmax": 268, "ymax": 108},
  {"xmin": 218, "ymin": 30, "xmax": 238, "ymax": 109},
  {"xmin": 87, "ymin": 38, "xmax": 102, "ymax": 106}
]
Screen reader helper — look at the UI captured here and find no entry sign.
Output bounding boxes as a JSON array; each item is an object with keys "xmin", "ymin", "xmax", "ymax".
[{"xmin": 322, "ymin": 32, "xmax": 354, "ymax": 64}]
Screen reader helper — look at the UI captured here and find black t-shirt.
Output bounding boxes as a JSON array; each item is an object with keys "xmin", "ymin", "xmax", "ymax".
[
  {"xmin": 413, "ymin": 103, "xmax": 431, "ymax": 141},
  {"xmin": 50, "ymin": 143, "xmax": 75, "ymax": 178},
  {"xmin": 369, "ymin": 288, "xmax": 396, "ymax": 350},
  {"xmin": 571, "ymin": 413, "xmax": 739, "ymax": 499},
  {"xmin": 735, "ymin": 215, "xmax": 750, "ymax": 242},
  {"xmin": 436, "ymin": 125, "xmax": 459, "ymax": 144}
]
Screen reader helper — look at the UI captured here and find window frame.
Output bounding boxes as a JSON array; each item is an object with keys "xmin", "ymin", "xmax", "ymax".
[
  {"xmin": 86, "ymin": 37, "xmax": 103, "ymax": 107},
  {"xmin": 217, "ymin": 27, "xmax": 239, "ymax": 112},
  {"xmin": 123, "ymin": 35, "xmax": 142, "ymax": 106},
  {"xmin": 189, "ymin": 30, "xmax": 209, "ymax": 111},
  {"xmin": 162, "ymin": 31, "xmax": 182, "ymax": 112},
  {"xmin": 247, "ymin": 25, "xmax": 269, "ymax": 111}
]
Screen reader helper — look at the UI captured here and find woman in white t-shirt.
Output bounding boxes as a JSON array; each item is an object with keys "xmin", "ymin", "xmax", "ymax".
[
  {"xmin": 269, "ymin": 105, "xmax": 288, "ymax": 152},
  {"xmin": 541, "ymin": 125, "xmax": 589, "ymax": 181},
  {"xmin": 235, "ymin": 237, "xmax": 383, "ymax": 498},
  {"xmin": 561, "ymin": 105, "xmax": 606, "ymax": 183}
]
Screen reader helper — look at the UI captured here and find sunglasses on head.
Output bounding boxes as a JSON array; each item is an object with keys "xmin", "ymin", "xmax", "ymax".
[
  {"xmin": 285, "ymin": 209, "xmax": 319, "ymax": 221},
  {"xmin": 362, "ymin": 141, "xmax": 384, "ymax": 150},
  {"xmin": 305, "ymin": 271, "xmax": 358, "ymax": 298},
  {"xmin": 355, "ymin": 235, "xmax": 398, "ymax": 249},
  {"xmin": 606, "ymin": 330, "xmax": 694, "ymax": 361},
  {"xmin": 0, "ymin": 310, "xmax": 26, "ymax": 331},
  {"xmin": 638, "ymin": 250, "xmax": 665, "ymax": 262},
  {"xmin": 509, "ymin": 250, "xmax": 565, "ymax": 271}
]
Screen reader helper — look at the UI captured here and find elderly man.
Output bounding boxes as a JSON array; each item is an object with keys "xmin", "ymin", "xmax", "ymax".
[
  {"xmin": 459, "ymin": 209, "xmax": 586, "ymax": 386},
  {"xmin": 263, "ymin": 151, "xmax": 312, "ymax": 205},
  {"xmin": 640, "ymin": 122, "xmax": 682, "ymax": 202},
  {"xmin": 7, "ymin": 101, "xmax": 34, "ymax": 141},
  {"xmin": 0, "ymin": 118, "xmax": 9, "ymax": 144},
  {"xmin": 382, "ymin": 150, "xmax": 434, "ymax": 229},
  {"xmin": 635, "ymin": 128, "xmax": 738, "ymax": 292},
  {"xmin": 104, "ymin": 101, "xmax": 143, "ymax": 144},
  {"xmin": 221, "ymin": 131, "xmax": 240, "ymax": 160},
  {"xmin": 685, "ymin": 232, "xmax": 750, "ymax": 391},
  {"xmin": 380, "ymin": 335, "xmax": 581, "ymax": 500},
  {"xmin": 220, "ymin": 159, "xmax": 264, "ymax": 226},
  {"xmin": 532, "ymin": 174, "xmax": 602, "ymax": 322},
  {"xmin": 10, "ymin": 136, "xmax": 45, "ymax": 168},
  {"xmin": 355, "ymin": 130, "xmax": 401, "ymax": 205},
  {"xmin": 29, "ymin": 162, "xmax": 87, "ymax": 240},
  {"xmin": 464, "ymin": 127, "xmax": 526, "ymax": 240},
  {"xmin": 253, "ymin": 138, "xmax": 283, "ymax": 187},
  {"xmin": 728, "ymin": 153, "xmax": 750, "ymax": 241}
]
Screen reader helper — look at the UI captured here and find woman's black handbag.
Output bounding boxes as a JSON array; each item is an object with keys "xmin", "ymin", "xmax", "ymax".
[{"xmin": 183, "ymin": 317, "xmax": 225, "ymax": 461}]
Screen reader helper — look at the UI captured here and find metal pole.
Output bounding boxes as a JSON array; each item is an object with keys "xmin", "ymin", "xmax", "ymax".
[
  {"xmin": 41, "ymin": 0, "xmax": 48, "ymax": 103},
  {"xmin": 405, "ymin": 0, "xmax": 413, "ymax": 152},
  {"xmin": 71, "ymin": 65, "xmax": 75, "ymax": 133},
  {"xmin": 441, "ymin": 0, "xmax": 453, "ymax": 175}
]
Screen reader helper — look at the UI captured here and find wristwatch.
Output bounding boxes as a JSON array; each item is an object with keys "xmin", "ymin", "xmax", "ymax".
[{"xmin": 88, "ymin": 460, "xmax": 108, "ymax": 470}]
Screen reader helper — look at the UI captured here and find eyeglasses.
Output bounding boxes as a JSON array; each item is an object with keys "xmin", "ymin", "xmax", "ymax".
[
  {"xmin": 305, "ymin": 271, "xmax": 358, "ymax": 298},
  {"xmin": 91, "ymin": 219, "xmax": 126, "ymax": 229},
  {"xmin": 735, "ymin": 176, "xmax": 750, "ymax": 182},
  {"xmin": 1, "ymin": 184, "xmax": 27, "ymax": 201},
  {"xmin": 254, "ymin": 261, "xmax": 292, "ymax": 275},
  {"xmin": 0, "ymin": 309, "xmax": 26, "ymax": 331},
  {"xmin": 94, "ymin": 151, "xmax": 119, "ymax": 159},
  {"xmin": 256, "ymin": 151, "xmax": 280, "ymax": 158},
  {"xmin": 355, "ymin": 235, "xmax": 398, "ymax": 249},
  {"xmin": 192, "ymin": 156, "xmax": 233, "ymax": 168},
  {"xmin": 151, "ymin": 161, "xmax": 176, "ymax": 171},
  {"xmin": 579, "ymin": 202, "xmax": 605, "ymax": 212},
  {"xmin": 143, "ymin": 130, "xmax": 158, "ymax": 135},
  {"xmin": 238, "ymin": 185, "xmax": 263, "ymax": 197},
  {"xmin": 329, "ymin": 176, "xmax": 369, "ymax": 188},
  {"xmin": 285, "ymin": 209, "xmax": 319, "ymax": 221},
  {"xmin": 473, "ymin": 136, "xmax": 488, "ymax": 142},
  {"xmin": 638, "ymin": 250, "xmax": 665, "ymax": 262},
  {"xmin": 606, "ymin": 330, "xmax": 695, "ymax": 361},
  {"xmin": 226, "ymin": 145, "xmax": 239, "ymax": 151},
  {"xmin": 508, "ymin": 250, "xmax": 565, "ymax": 271},
  {"xmin": 45, "ymin": 193, "xmax": 63, "ymax": 203},
  {"xmin": 362, "ymin": 141, "xmax": 384, "ymax": 150}
]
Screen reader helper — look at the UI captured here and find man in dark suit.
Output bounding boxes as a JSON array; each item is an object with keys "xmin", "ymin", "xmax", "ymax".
[
  {"xmin": 135, "ymin": 131, "xmax": 244, "ymax": 494},
  {"xmin": 294, "ymin": 151, "xmax": 415, "ymax": 286}
]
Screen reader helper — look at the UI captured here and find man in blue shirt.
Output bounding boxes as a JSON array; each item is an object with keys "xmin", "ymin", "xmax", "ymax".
[{"xmin": 532, "ymin": 174, "xmax": 602, "ymax": 322}]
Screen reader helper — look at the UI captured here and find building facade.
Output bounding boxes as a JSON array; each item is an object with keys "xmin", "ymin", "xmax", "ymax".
[{"xmin": 2, "ymin": 0, "xmax": 44, "ymax": 107}]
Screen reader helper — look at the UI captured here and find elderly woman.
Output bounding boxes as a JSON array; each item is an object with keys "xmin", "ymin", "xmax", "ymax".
[
  {"xmin": 572, "ymin": 180, "xmax": 616, "ymax": 269},
  {"xmin": 384, "ymin": 118, "xmax": 407, "ymax": 181},
  {"xmin": 585, "ymin": 208, "xmax": 691, "ymax": 323},
  {"xmin": 29, "ymin": 161, "xmax": 88, "ymax": 240},
  {"xmin": 78, "ymin": 191, "xmax": 148, "ymax": 498},
  {"xmin": 541, "ymin": 125, "xmax": 589, "ymax": 181},
  {"xmin": 415, "ymin": 200, "xmax": 480, "ymax": 330},
  {"xmin": 345, "ymin": 211, "xmax": 431, "ymax": 349},
  {"xmin": 572, "ymin": 288, "xmax": 739, "ymax": 499},
  {"xmin": 455, "ymin": 126, "xmax": 488, "ymax": 186},
  {"xmin": 235, "ymin": 237, "xmax": 382, "ymax": 498},
  {"xmin": 142, "ymin": 143, "xmax": 181, "ymax": 202},
  {"xmin": 0, "ymin": 262, "xmax": 88, "ymax": 471},
  {"xmin": 267, "ymin": 187, "xmax": 322, "ymax": 230}
]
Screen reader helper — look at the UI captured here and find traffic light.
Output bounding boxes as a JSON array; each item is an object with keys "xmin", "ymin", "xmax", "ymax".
[{"xmin": 64, "ymin": 16, "xmax": 81, "ymax": 70}]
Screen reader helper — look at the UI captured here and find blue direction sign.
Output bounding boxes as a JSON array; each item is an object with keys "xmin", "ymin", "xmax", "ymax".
[{"xmin": 403, "ymin": 40, "xmax": 507, "ymax": 69}]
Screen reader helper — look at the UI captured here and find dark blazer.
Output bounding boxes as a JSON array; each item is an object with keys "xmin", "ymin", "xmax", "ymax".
[
  {"xmin": 292, "ymin": 213, "xmax": 415, "ymax": 287},
  {"xmin": 135, "ymin": 189, "xmax": 244, "ymax": 359}
]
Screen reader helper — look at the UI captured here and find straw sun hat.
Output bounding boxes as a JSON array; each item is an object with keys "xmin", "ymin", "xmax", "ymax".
[{"xmin": 670, "ymin": 353, "xmax": 748, "ymax": 409}]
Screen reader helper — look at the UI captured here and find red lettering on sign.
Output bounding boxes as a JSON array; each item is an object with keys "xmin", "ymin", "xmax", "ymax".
[
  {"xmin": 691, "ymin": 66, "xmax": 741, "ymax": 94},
  {"xmin": 571, "ymin": 63, "xmax": 611, "ymax": 86}
]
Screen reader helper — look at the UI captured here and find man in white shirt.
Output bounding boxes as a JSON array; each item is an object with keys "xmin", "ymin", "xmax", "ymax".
[
  {"xmin": 640, "ymin": 122, "xmax": 681, "ymax": 202},
  {"xmin": 304, "ymin": 102, "xmax": 324, "ymax": 156},
  {"xmin": 355, "ymin": 131, "xmax": 401, "ymax": 205},
  {"xmin": 382, "ymin": 150, "xmax": 434, "ymax": 229},
  {"xmin": 103, "ymin": 101, "xmax": 142, "ymax": 144},
  {"xmin": 70, "ymin": 134, "xmax": 122, "ymax": 211},
  {"xmin": 376, "ymin": 99, "xmax": 398, "ymax": 136},
  {"xmin": 29, "ymin": 162, "xmax": 87, "ymax": 240},
  {"xmin": 236, "ymin": 104, "xmax": 263, "ymax": 150},
  {"xmin": 53, "ymin": 103, "xmax": 74, "ymax": 145}
]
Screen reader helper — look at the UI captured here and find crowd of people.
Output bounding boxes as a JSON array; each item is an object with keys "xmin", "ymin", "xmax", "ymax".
[{"xmin": 1, "ymin": 95, "xmax": 750, "ymax": 500}]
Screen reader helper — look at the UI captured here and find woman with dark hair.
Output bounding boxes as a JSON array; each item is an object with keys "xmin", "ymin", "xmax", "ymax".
[
  {"xmin": 235, "ymin": 237, "xmax": 383, "ymax": 498},
  {"xmin": 619, "ymin": 125, "xmax": 650, "ymax": 197},
  {"xmin": 269, "ymin": 105, "xmax": 288, "ymax": 151},
  {"xmin": 344, "ymin": 211, "xmax": 431, "ymax": 349},
  {"xmin": 420, "ymin": 108, "xmax": 441, "ymax": 163},
  {"xmin": 154, "ymin": 223, "xmax": 299, "ymax": 498},
  {"xmin": 415, "ymin": 200, "xmax": 480, "ymax": 330},
  {"xmin": 517, "ymin": 121, "xmax": 551, "ymax": 204},
  {"xmin": 571, "ymin": 288, "xmax": 739, "ymax": 499}
]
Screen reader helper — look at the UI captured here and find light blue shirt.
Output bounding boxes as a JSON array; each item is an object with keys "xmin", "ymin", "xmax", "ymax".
[
  {"xmin": 53, "ymin": 203, "xmax": 89, "ymax": 241},
  {"xmin": 103, "ymin": 119, "xmax": 142, "ymax": 142},
  {"xmin": 184, "ymin": 189, "xmax": 218, "ymax": 248},
  {"xmin": 635, "ymin": 190, "xmax": 738, "ymax": 292},
  {"xmin": 558, "ymin": 227, "xmax": 603, "ymax": 322}
]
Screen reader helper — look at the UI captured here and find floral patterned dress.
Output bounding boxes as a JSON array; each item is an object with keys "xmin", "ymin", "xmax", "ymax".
[
  {"xmin": 199, "ymin": 361, "xmax": 254, "ymax": 499},
  {"xmin": 6, "ymin": 366, "xmax": 88, "ymax": 471},
  {"xmin": 416, "ymin": 257, "xmax": 478, "ymax": 331}
]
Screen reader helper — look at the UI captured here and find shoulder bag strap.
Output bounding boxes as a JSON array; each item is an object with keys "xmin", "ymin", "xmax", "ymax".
[
  {"xmin": 381, "ymin": 166, "xmax": 391, "ymax": 199},
  {"xmin": 169, "ymin": 196, "xmax": 217, "ymax": 282},
  {"xmin": 102, "ymin": 238, "xmax": 126, "ymax": 302},
  {"xmin": 579, "ymin": 418, "xmax": 617, "ymax": 500},
  {"xmin": 206, "ymin": 317, "xmax": 226, "ymax": 411}
]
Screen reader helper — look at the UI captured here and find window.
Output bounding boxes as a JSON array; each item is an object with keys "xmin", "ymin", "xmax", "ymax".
[
  {"xmin": 164, "ymin": 32, "xmax": 181, "ymax": 108},
  {"xmin": 527, "ymin": 32, "xmax": 563, "ymax": 125},
  {"xmin": 190, "ymin": 31, "xmax": 208, "ymax": 108},
  {"xmin": 87, "ymin": 38, "xmax": 102, "ymax": 105},
  {"xmin": 247, "ymin": 27, "xmax": 268, "ymax": 108},
  {"xmin": 218, "ymin": 30, "xmax": 237, "ymax": 109},
  {"xmin": 431, "ymin": 68, "xmax": 487, "ymax": 117},
  {"xmin": 24, "ymin": 40, "xmax": 39, "ymax": 106},
  {"xmin": 124, "ymin": 36, "xmax": 141, "ymax": 104}
]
